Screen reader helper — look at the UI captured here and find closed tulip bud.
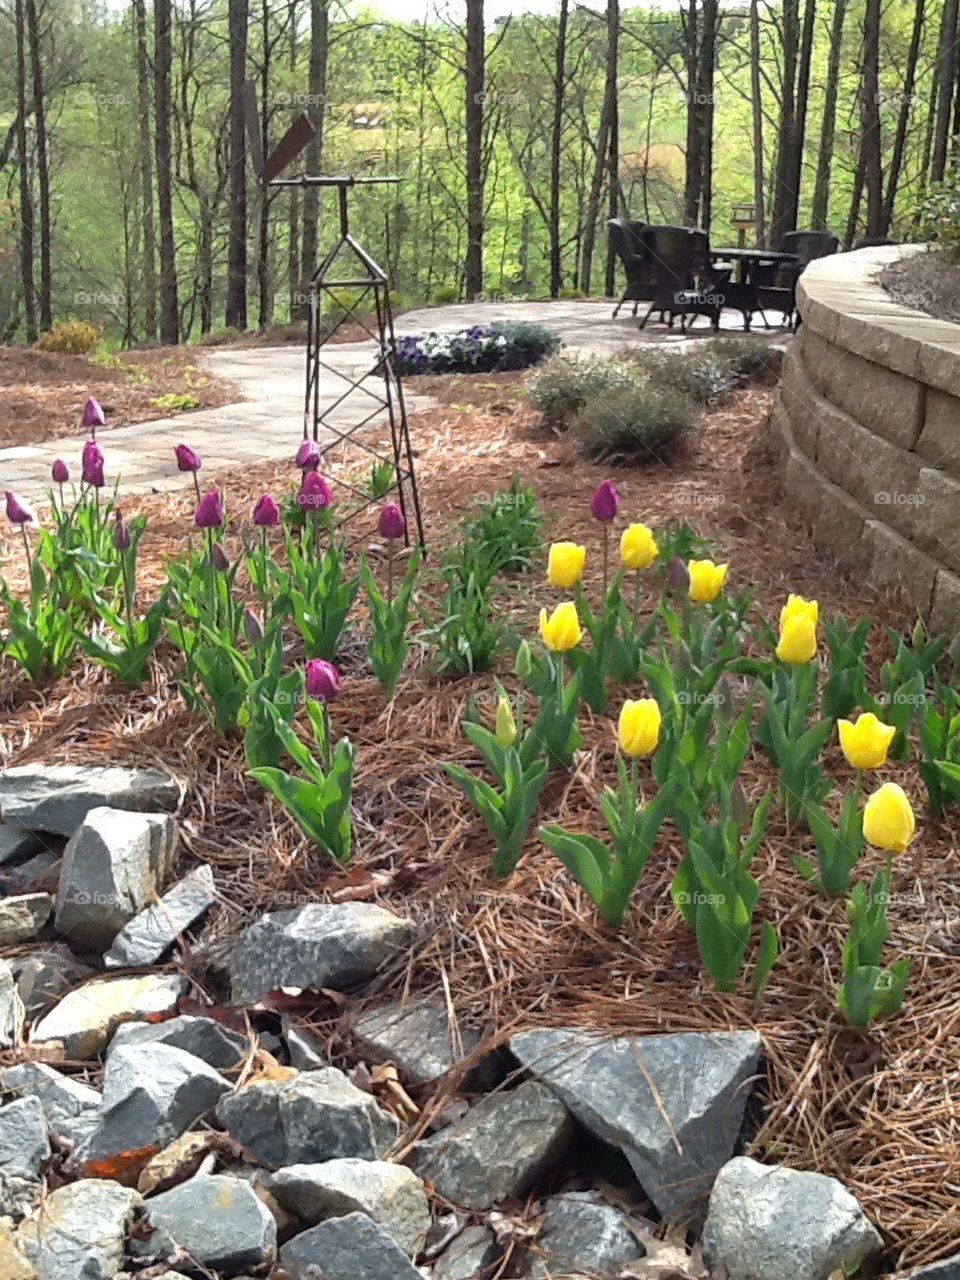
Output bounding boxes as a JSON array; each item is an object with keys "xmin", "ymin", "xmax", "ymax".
[
  {"xmin": 688, "ymin": 559, "xmax": 728, "ymax": 604},
  {"xmin": 539, "ymin": 601, "xmax": 582, "ymax": 653},
  {"xmin": 5, "ymin": 491, "xmax": 34, "ymax": 525},
  {"xmin": 81, "ymin": 439, "xmax": 105, "ymax": 488},
  {"xmin": 729, "ymin": 778, "xmax": 750, "ymax": 827},
  {"xmin": 51, "ymin": 459, "xmax": 70, "ymax": 485},
  {"xmin": 863, "ymin": 781, "xmax": 916, "ymax": 853},
  {"xmin": 495, "ymin": 693, "xmax": 517, "ymax": 748},
  {"xmin": 779, "ymin": 593, "xmax": 819, "ymax": 628},
  {"xmin": 113, "ymin": 512, "xmax": 132, "ymax": 551},
  {"xmin": 547, "ymin": 541, "xmax": 586, "ymax": 590},
  {"xmin": 776, "ymin": 611, "xmax": 818, "ymax": 664},
  {"xmin": 590, "ymin": 479, "xmax": 621, "ymax": 521},
  {"xmin": 515, "ymin": 639, "xmax": 533, "ymax": 681},
  {"xmin": 82, "ymin": 395, "xmax": 105, "ymax": 428},
  {"xmin": 620, "ymin": 522, "xmax": 658, "ymax": 570},
  {"xmin": 838, "ymin": 712, "xmax": 896, "ymax": 770},
  {"xmin": 617, "ymin": 697, "xmax": 661, "ymax": 757},
  {"xmin": 253, "ymin": 494, "xmax": 280, "ymax": 527},
  {"xmin": 244, "ymin": 608, "xmax": 264, "ymax": 645},
  {"xmin": 296, "ymin": 438, "xmax": 321, "ymax": 471},
  {"xmin": 667, "ymin": 556, "xmax": 690, "ymax": 592},
  {"xmin": 175, "ymin": 444, "xmax": 203, "ymax": 473},
  {"xmin": 300, "ymin": 470, "xmax": 333, "ymax": 511},
  {"xmin": 211, "ymin": 542, "xmax": 230, "ymax": 572},
  {"xmin": 378, "ymin": 501, "xmax": 407, "ymax": 540},
  {"xmin": 305, "ymin": 658, "xmax": 341, "ymax": 702},
  {"xmin": 195, "ymin": 490, "xmax": 224, "ymax": 528}
]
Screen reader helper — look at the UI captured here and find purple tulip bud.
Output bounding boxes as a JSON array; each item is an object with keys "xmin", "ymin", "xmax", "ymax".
[
  {"xmin": 253, "ymin": 494, "xmax": 280, "ymax": 527},
  {"xmin": 305, "ymin": 658, "xmax": 341, "ymax": 703},
  {"xmin": 175, "ymin": 444, "xmax": 203, "ymax": 473},
  {"xmin": 51, "ymin": 459, "xmax": 70, "ymax": 485},
  {"xmin": 211, "ymin": 542, "xmax": 230, "ymax": 572},
  {"xmin": 590, "ymin": 479, "xmax": 621, "ymax": 522},
  {"xmin": 296, "ymin": 438, "xmax": 321, "ymax": 471},
  {"xmin": 81, "ymin": 439, "xmax": 105, "ymax": 488},
  {"xmin": 299, "ymin": 471, "xmax": 333, "ymax": 512},
  {"xmin": 195, "ymin": 490, "xmax": 224, "ymax": 529},
  {"xmin": 667, "ymin": 556, "xmax": 690, "ymax": 592},
  {"xmin": 82, "ymin": 396, "xmax": 106, "ymax": 429},
  {"xmin": 377, "ymin": 501, "xmax": 406, "ymax": 541},
  {"xmin": 244, "ymin": 608, "xmax": 264, "ymax": 645},
  {"xmin": 5, "ymin": 491, "xmax": 34, "ymax": 525},
  {"xmin": 113, "ymin": 511, "xmax": 132, "ymax": 551}
]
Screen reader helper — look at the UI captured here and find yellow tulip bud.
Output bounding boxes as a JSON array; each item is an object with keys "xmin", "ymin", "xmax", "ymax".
[
  {"xmin": 780, "ymin": 593, "xmax": 819, "ymax": 628},
  {"xmin": 863, "ymin": 782, "xmax": 916, "ymax": 854},
  {"xmin": 539, "ymin": 601, "xmax": 582, "ymax": 653},
  {"xmin": 688, "ymin": 559, "xmax": 728, "ymax": 604},
  {"xmin": 838, "ymin": 712, "xmax": 896, "ymax": 770},
  {"xmin": 617, "ymin": 698, "xmax": 661, "ymax": 757},
  {"xmin": 620, "ymin": 523, "xmax": 659, "ymax": 571},
  {"xmin": 776, "ymin": 614, "xmax": 818, "ymax": 664},
  {"xmin": 495, "ymin": 694, "xmax": 517, "ymax": 748},
  {"xmin": 547, "ymin": 542, "xmax": 586, "ymax": 590}
]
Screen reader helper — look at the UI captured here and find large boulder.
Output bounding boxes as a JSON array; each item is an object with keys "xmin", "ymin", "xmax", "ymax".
[
  {"xmin": 17, "ymin": 1179, "xmax": 140, "ymax": 1280},
  {"xmin": 108, "ymin": 1015, "xmax": 248, "ymax": 1070},
  {"xmin": 217, "ymin": 1067, "xmax": 399, "ymax": 1167},
  {"xmin": 54, "ymin": 807, "xmax": 178, "ymax": 951},
  {"xmin": 0, "ymin": 764, "xmax": 181, "ymax": 837},
  {"xmin": 0, "ymin": 1099, "xmax": 50, "ymax": 1178},
  {"xmin": 1, "ymin": 1063, "xmax": 101, "ymax": 1147},
  {"xmin": 268, "ymin": 1158, "xmax": 430, "ymax": 1256},
  {"xmin": 411, "ymin": 1081, "xmax": 573, "ymax": 1210},
  {"xmin": 352, "ymin": 996, "xmax": 495, "ymax": 1087},
  {"xmin": 228, "ymin": 902, "xmax": 415, "ymax": 1004},
  {"xmin": 510, "ymin": 1027, "xmax": 761, "ymax": 1218},
  {"xmin": 433, "ymin": 1225, "xmax": 501, "ymax": 1280},
  {"xmin": 280, "ymin": 1211, "xmax": 422, "ymax": 1280},
  {"xmin": 31, "ymin": 972, "xmax": 186, "ymax": 1058},
  {"xmin": 522, "ymin": 1190, "xmax": 647, "ymax": 1278},
  {"xmin": 12, "ymin": 946, "xmax": 94, "ymax": 1020},
  {"xmin": 79, "ymin": 1042, "xmax": 229, "ymax": 1163},
  {"xmin": 104, "ymin": 864, "xmax": 216, "ymax": 968},
  {"xmin": 0, "ymin": 894, "xmax": 53, "ymax": 946},
  {"xmin": 702, "ymin": 1156, "xmax": 883, "ymax": 1280},
  {"xmin": 131, "ymin": 1173, "xmax": 277, "ymax": 1276}
]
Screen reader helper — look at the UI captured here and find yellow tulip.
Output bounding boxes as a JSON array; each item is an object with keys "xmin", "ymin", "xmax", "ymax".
[
  {"xmin": 838, "ymin": 712, "xmax": 896, "ymax": 770},
  {"xmin": 620, "ymin": 523, "xmax": 659, "ymax": 571},
  {"xmin": 688, "ymin": 559, "xmax": 728, "ymax": 604},
  {"xmin": 617, "ymin": 698, "xmax": 662, "ymax": 757},
  {"xmin": 776, "ymin": 614, "xmax": 818, "ymax": 664},
  {"xmin": 863, "ymin": 782, "xmax": 916, "ymax": 853},
  {"xmin": 780, "ymin": 593, "xmax": 819, "ymax": 628},
  {"xmin": 547, "ymin": 542, "xmax": 586, "ymax": 590},
  {"xmin": 495, "ymin": 694, "xmax": 517, "ymax": 748},
  {"xmin": 539, "ymin": 601, "xmax": 582, "ymax": 653}
]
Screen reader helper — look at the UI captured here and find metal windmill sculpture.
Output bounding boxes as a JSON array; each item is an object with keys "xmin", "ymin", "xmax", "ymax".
[{"xmin": 242, "ymin": 81, "xmax": 424, "ymax": 547}]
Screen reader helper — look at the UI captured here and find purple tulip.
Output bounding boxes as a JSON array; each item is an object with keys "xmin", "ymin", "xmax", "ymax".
[
  {"xmin": 211, "ymin": 542, "xmax": 230, "ymax": 572},
  {"xmin": 81, "ymin": 439, "xmax": 105, "ymax": 488},
  {"xmin": 305, "ymin": 658, "xmax": 341, "ymax": 703},
  {"xmin": 253, "ymin": 494, "xmax": 280, "ymax": 527},
  {"xmin": 51, "ymin": 459, "xmax": 70, "ymax": 485},
  {"xmin": 244, "ymin": 608, "xmax": 264, "ymax": 645},
  {"xmin": 195, "ymin": 490, "xmax": 224, "ymax": 529},
  {"xmin": 175, "ymin": 444, "xmax": 203, "ymax": 473},
  {"xmin": 377, "ymin": 502, "xmax": 406, "ymax": 541},
  {"xmin": 82, "ymin": 396, "xmax": 105, "ymax": 429},
  {"xmin": 113, "ymin": 511, "xmax": 132, "ymax": 551},
  {"xmin": 667, "ymin": 556, "xmax": 690, "ymax": 592},
  {"xmin": 591, "ymin": 479, "xmax": 621, "ymax": 522},
  {"xmin": 296, "ymin": 438, "xmax": 321, "ymax": 471},
  {"xmin": 299, "ymin": 471, "xmax": 332, "ymax": 512},
  {"xmin": 5, "ymin": 491, "xmax": 34, "ymax": 525}
]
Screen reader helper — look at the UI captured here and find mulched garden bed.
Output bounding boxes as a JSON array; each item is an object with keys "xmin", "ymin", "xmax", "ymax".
[{"xmin": 880, "ymin": 245, "xmax": 960, "ymax": 325}]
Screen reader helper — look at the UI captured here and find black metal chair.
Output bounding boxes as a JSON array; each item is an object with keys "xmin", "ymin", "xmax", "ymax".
[
  {"xmin": 608, "ymin": 219, "xmax": 660, "ymax": 319},
  {"xmin": 638, "ymin": 226, "xmax": 734, "ymax": 333},
  {"xmin": 755, "ymin": 229, "xmax": 839, "ymax": 330}
]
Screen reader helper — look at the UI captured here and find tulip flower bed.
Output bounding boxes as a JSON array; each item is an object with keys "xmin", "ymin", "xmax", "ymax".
[
  {"xmin": 393, "ymin": 321, "xmax": 560, "ymax": 375},
  {"xmin": 1, "ymin": 371, "xmax": 959, "ymax": 1269}
]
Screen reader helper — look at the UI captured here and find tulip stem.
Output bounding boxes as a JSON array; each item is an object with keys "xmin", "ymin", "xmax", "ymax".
[
  {"xmin": 387, "ymin": 542, "xmax": 395, "ymax": 606},
  {"xmin": 20, "ymin": 525, "xmax": 33, "ymax": 586},
  {"xmin": 205, "ymin": 529, "xmax": 217, "ymax": 629},
  {"xmin": 192, "ymin": 473, "xmax": 202, "ymax": 503},
  {"xmin": 602, "ymin": 524, "xmax": 609, "ymax": 596},
  {"xmin": 259, "ymin": 528, "xmax": 270, "ymax": 615},
  {"xmin": 632, "ymin": 572, "xmax": 642, "ymax": 629}
]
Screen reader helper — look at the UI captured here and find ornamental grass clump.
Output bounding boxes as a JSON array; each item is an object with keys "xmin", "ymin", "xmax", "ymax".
[{"xmin": 570, "ymin": 382, "xmax": 698, "ymax": 463}]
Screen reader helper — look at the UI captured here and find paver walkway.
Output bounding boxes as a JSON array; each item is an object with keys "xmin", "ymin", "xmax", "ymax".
[{"xmin": 2, "ymin": 299, "xmax": 783, "ymax": 506}]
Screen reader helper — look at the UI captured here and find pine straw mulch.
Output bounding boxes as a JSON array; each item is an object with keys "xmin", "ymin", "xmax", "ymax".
[{"xmin": 1, "ymin": 370, "xmax": 959, "ymax": 1274}]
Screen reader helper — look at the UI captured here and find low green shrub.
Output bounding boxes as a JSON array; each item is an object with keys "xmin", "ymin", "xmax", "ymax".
[
  {"xmin": 150, "ymin": 393, "xmax": 201, "ymax": 411},
  {"xmin": 37, "ymin": 320, "xmax": 100, "ymax": 354},
  {"xmin": 571, "ymin": 382, "xmax": 698, "ymax": 463},
  {"xmin": 527, "ymin": 355, "xmax": 642, "ymax": 425},
  {"xmin": 622, "ymin": 338, "xmax": 781, "ymax": 404},
  {"xmin": 432, "ymin": 282, "xmax": 461, "ymax": 305}
]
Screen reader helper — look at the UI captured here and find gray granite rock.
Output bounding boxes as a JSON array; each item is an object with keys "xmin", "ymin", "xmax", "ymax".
[
  {"xmin": 412, "ymin": 1081, "xmax": 573, "ymax": 1210},
  {"xmin": 0, "ymin": 764, "xmax": 181, "ymax": 836},
  {"xmin": 280, "ymin": 1211, "xmax": 422, "ymax": 1280},
  {"xmin": 79, "ymin": 1042, "xmax": 230, "ymax": 1163},
  {"xmin": 268, "ymin": 1158, "xmax": 430, "ymax": 1256},
  {"xmin": 353, "ymin": 996, "xmax": 494, "ymax": 1087},
  {"xmin": 523, "ymin": 1191, "xmax": 647, "ymax": 1278},
  {"xmin": 0, "ymin": 825, "xmax": 43, "ymax": 865},
  {"xmin": 0, "ymin": 849, "xmax": 59, "ymax": 895},
  {"xmin": 433, "ymin": 1224, "xmax": 501, "ymax": 1280},
  {"xmin": 17, "ymin": 1178, "xmax": 140, "ymax": 1280},
  {"xmin": 131, "ymin": 1173, "xmax": 276, "ymax": 1276},
  {"xmin": 104, "ymin": 864, "xmax": 216, "ymax": 968},
  {"xmin": 14, "ymin": 946, "xmax": 94, "ymax": 1019},
  {"xmin": 0, "ymin": 961, "xmax": 23, "ymax": 1048},
  {"xmin": 0, "ymin": 894, "xmax": 53, "ymax": 945},
  {"xmin": 217, "ymin": 1066, "xmax": 399, "ymax": 1167},
  {"xmin": 31, "ymin": 972, "xmax": 187, "ymax": 1058},
  {"xmin": 0, "ymin": 1223, "xmax": 35, "ymax": 1278},
  {"xmin": 511, "ymin": 1027, "xmax": 761, "ymax": 1218},
  {"xmin": 282, "ymin": 1017, "xmax": 326, "ymax": 1069},
  {"xmin": 54, "ymin": 807, "xmax": 178, "ymax": 951},
  {"xmin": 1, "ymin": 1062, "xmax": 101, "ymax": 1147},
  {"xmin": 0, "ymin": 1098, "xmax": 50, "ymax": 1177},
  {"xmin": 0, "ymin": 1170, "xmax": 43, "ymax": 1219},
  {"xmin": 903, "ymin": 1254, "xmax": 960, "ymax": 1280},
  {"xmin": 109, "ymin": 1014, "xmax": 248, "ymax": 1070},
  {"xmin": 229, "ymin": 902, "xmax": 415, "ymax": 1005},
  {"xmin": 702, "ymin": 1156, "xmax": 884, "ymax": 1280}
]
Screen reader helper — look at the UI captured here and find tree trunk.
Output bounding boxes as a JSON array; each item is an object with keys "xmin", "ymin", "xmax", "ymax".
[
  {"xmin": 14, "ymin": 0, "xmax": 36, "ymax": 342},
  {"xmin": 286, "ymin": 0, "xmax": 300, "ymax": 316},
  {"xmin": 781, "ymin": 0, "xmax": 815, "ymax": 231},
  {"xmin": 882, "ymin": 0, "xmax": 924, "ymax": 231},
  {"xmin": 298, "ymin": 0, "xmax": 327, "ymax": 315},
  {"xmin": 548, "ymin": 0, "xmax": 569, "ymax": 297},
  {"xmin": 133, "ymin": 0, "xmax": 157, "ymax": 340},
  {"xmin": 580, "ymin": 99, "xmax": 611, "ymax": 293},
  {"xmin": 154, "ymin": 0, "xmax": 179, "ymax": 344},
  {"xmin": 226, "ymin": 0, "xmax": 248, "ymax": 329},
  {"xmin": 697, "ymin": 0, "xmax": 718, "ymax": 232},
  {"xmin": 464, "ymin": 0, "xmax": 484, "ymax": 299},
  {"xmin": 25, "ymin": 0, "xmax": 51, "ymax": 330},
  {"xmin": 604, "ymin": 0, "xmax": 620, "ymax": 293},
  {"xmin": 770, "ymin": 0, "xmax": 800, "ymax": 243},
  {"xmin": 810, "ymin": 0, "xmax": 847, "ymax": 229},
  {"xmin": 683, "ymin": 0, "xmax": 701, "ymax": 225},
  {"xmin": 749, "ymin": 0, "xmax": 766, "ymax": 244},
  {"xmin": 860, "ymin": 0, "xmax": 883, "ymax": 237},
  {"xmin": 844, "ymin": 130, "xmax": 866, "ymax": 247},
  {"xmin": 256, "ymin": 0, "xmax": 272, "ymax": 328},
  {"xmin": 932, "ymin": 0, "xmax": 959, "ymax": 182}
]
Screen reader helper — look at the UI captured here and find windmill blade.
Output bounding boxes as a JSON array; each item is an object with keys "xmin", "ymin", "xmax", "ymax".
[
  {"xmin": 263, "ymin": 112, "xmax": 317, "ymax": 183},
  {"xmin": 242, "ymin": 80, "xmax": 265, "ymax": 178}
]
